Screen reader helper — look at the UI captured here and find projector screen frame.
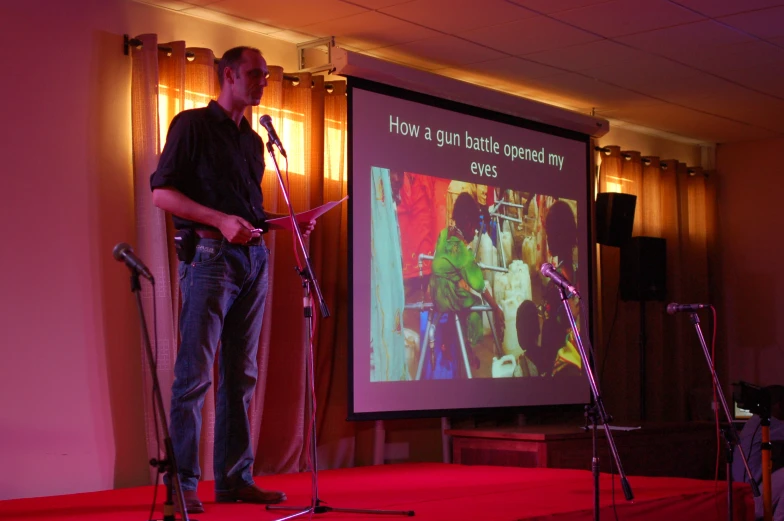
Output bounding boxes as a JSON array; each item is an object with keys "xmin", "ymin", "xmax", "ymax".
[{"xmin": 346, "ymin": 76, "xmax": 596, "ymax": 422}]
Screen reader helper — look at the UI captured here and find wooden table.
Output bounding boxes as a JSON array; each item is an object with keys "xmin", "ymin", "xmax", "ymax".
[{"xmin": 446, "ymin": 422, "xmax": 720, "ymax": 479}]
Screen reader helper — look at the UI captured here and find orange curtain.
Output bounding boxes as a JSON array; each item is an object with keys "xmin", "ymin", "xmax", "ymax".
[
  {"xmin": 596, "ymin": 147, "xmax": 640, "ymax": 421},
  {"xmin": 130, "ymin": 35, "xmax": 352, "ymax": 484},
  {"xmin": 596, "ymin": 147, "xmax": 716, "ymax": 423}
]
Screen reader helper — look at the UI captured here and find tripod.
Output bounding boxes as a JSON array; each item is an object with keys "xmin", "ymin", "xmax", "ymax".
[
  {"xmin": 760, "ymin": 415, "xmax": 774, "ymax": 521},
  {"xmin": 124, "ymin": 266, "xmax": 191, "ymax": 521},
  {"xmin": 684, "ymin": 312, "xmax": 761, "ymax": 520},
  {"xmin": 556, "ymin": 285, "xmax": 633, "ymax": 520},
  {"xmin": 261, "ymin": 132, "xmax": 414, "ymax": 520}
]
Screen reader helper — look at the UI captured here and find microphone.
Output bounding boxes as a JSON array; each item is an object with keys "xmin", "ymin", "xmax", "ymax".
[
  {"xmin": 540, "ymin": 263, "xmax": 579, "ymax": 298},
  {"xmin": 259, "ymin": 114, "xmax": 287, "ymax": 158},
  {"xmin": 113, "ymin": 243, "xmax": 154, "ymax": 283},
  {"xmin": 666, "ymin": 303, "xmax": 709, "ymax": 314}
]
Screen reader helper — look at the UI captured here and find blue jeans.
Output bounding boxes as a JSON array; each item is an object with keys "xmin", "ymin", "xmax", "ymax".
[{"xmin": 169, "ymin": 238, "xmax": 269, "ymax": 493}]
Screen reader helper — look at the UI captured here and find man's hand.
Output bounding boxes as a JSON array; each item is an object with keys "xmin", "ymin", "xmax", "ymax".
[
  {"xmin": 299, "ymin": 219, "xmax": 316, "ymax": 238},
  {"xmin": 150, "ymin": 189, "xmax": 261, "ymax": 245},
  {"xmin": 219, "ymin": 215, "xmax": 259, "ymax": 244}
]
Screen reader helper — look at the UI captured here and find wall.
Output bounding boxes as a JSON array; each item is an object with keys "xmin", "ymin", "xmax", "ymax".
[
  {"xmin": 716, "ymin": 137, "xmax": 784, "ymax": 388},
  {"xmin": 0, "ymin": 0, "xmax": 297, "ymax": 500}
]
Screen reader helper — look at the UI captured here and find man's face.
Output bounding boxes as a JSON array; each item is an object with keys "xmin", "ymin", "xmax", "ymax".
[{"xmin": 233, "ymin": 49, "xmax": 268, "ymax": 106}]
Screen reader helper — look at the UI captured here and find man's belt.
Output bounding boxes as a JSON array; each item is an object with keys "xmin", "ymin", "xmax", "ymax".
[{"xmin": 195, "ymin": 229, "xmax": 263, "ymax": 246}]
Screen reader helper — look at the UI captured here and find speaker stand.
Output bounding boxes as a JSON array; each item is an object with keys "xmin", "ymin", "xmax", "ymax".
[{"xmin": 639, "ymin": 301, "xmax": 647, "ymax": 422}]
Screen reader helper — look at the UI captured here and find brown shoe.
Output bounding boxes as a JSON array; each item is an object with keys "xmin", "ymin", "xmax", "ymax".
[
  {"xmin": 215, "ymin": 483, "xmax": 287, "ymax": 505},
  {"xmin": 177, "ymin": 489, "xmax": 204, "ymax": 514}
]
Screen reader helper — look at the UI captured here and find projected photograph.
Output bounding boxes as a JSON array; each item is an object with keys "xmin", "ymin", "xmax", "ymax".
[
  {"xmin": 369, "ymin": 168, "xmax": 581, "ymax": 383},
  {"xmin": 350, "ymin": 83, "xmax": 591, "ymax": 417}
]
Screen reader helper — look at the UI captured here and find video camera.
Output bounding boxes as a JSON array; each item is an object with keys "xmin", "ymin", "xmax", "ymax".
[{"xmin": 733, "ymin": 380, "xmax": 771, "ymax": 418}]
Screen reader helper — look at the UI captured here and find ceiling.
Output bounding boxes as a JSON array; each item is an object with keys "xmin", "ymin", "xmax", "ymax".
[{"xmin": 137, "ymin": 0, "xmax": 784, "ymax": 145}]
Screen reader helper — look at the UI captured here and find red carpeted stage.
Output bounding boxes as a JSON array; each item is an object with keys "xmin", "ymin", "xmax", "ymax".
[{"xmin": 0, "ymin": 462, "xmax": 755, "ymax": 521}]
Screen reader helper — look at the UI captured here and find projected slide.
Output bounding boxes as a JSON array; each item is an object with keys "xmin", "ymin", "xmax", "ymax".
[{"xmin": 350, "ymin": 83, "xmax": 591, "ymax": 417}]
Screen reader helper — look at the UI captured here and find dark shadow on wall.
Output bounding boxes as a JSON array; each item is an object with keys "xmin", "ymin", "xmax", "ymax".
[{"xmin": 87, "ymin": 29, "xmax": 149, "ymax": 488}]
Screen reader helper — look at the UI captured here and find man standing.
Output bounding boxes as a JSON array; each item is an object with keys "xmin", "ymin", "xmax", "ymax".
[{"xmin": 150, "ymin": 46, "xmax": 305, "ymax": 514}]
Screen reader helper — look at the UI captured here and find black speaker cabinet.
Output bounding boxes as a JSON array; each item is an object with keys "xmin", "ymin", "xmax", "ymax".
[
  {"xmin": 620, "ymin": 237, "xmax": 666, "ymax": 302},
  {"xmin": 596, "ymin": 192, "xmax": 637, "ymax": 247}
]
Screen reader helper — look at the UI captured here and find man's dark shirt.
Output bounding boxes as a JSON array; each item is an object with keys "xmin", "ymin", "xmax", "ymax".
[{"xmin": 150, "ymin": 100, "xmax": 267, "ymax": 230}]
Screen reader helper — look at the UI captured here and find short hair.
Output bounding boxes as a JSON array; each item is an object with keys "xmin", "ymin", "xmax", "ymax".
[
  {"xmin": 545, "ymin": 200, "xmax": 577, "ymax": 261},
  {"xmin": 516, "ymin": 300, "xmax": 539, "ymax": 350},
  {"xmin": 452, "ymin": 192, "xmax": 480, "ymax": 242},
  {"xmin": 217, "ymin": 46, "xmax": 262, "ymax": 87}
]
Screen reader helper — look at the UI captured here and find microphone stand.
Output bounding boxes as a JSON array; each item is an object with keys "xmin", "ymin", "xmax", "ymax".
[
  {"xmin": 557, "ymin": 286, "xmax": 633, "ymax": 520},
  {"xmin": 124, "ymin": 269, "xmax": 191, "ymax": 521},
  {"xmin": 722, "ymin": 427, "xmax": 736, "ymax": 521},
  {"xmin": 262, "ymin": 140, "xmax": 414, "ymax": 520},
  {"xmin": 685, "ymin": 312, "xmax": 760, "ymax": 520}
]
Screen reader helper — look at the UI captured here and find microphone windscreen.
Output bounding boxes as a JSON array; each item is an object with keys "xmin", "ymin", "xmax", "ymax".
[{"xmin": 112, "ymin": 242, "xmax": 131, "ymax": 261}]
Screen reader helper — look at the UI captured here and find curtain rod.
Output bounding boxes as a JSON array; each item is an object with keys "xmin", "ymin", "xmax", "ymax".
[
  {"xmin": 593, "ymin": 146, "xmax": 707, "ymax": 176},
  {"xmin": 123, "ymin": 34, "xmax": 334, "ymax": 88}
]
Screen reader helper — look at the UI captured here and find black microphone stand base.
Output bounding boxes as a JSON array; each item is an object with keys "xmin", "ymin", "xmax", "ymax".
[
  {"xmin": 266, "ymin": 279, "xmax": 415, "ymax": 521},
  {"xmin": 149, "ymin": 471, "xmax": 197, "ymax": 521},
  {"xmin": 722, "ymin": 427, "xmax": 735, "ymax": 521},
  {"xmin": 685, "ymin": 311, "xmax": 760, "ymax": 521},
  {"xmin": 126, "ymin": 271, "xmax": 193, "ymax": 521},
  {"xmin": 267, "ymin": 499, "xmax": 415, "ymax": 520},
  {"xmin": 584, "ymin": 406, "xmax": 601, "ymax": 518},
  {"xmin": 556, "ymin": 285, "xmax": 634, "ymax": 521},
  {"xmin": 264, "ymin": 141, "xmax": 415, "ymax": 521}
]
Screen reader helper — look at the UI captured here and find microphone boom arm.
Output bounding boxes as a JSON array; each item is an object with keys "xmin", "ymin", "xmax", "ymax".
[{"xmin": 688, "ymin": 312, "xmax": 759, "ymax": 498}]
